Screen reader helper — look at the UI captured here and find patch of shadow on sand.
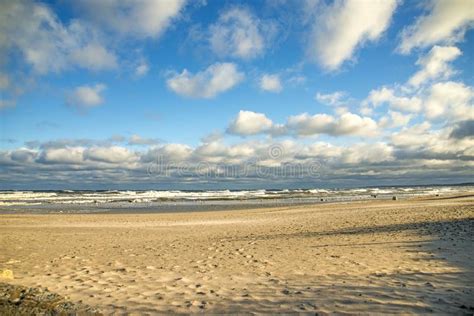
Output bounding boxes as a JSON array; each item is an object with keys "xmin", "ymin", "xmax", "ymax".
[
  {"xmin": 207, "ymin": 217, "xmax": 474, "ymax": 314},
  {"xmin": 200, "ymin": 271, "xmax": 473, "ymax": 314},
  {"xmin": 225, "ymin": 217, "xmax": 473, "ymax": 241}
]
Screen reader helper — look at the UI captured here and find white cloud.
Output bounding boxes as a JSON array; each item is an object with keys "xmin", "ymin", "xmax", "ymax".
[
  {"xmin": 142, "ymin": 143, "xmax": 192, "ymax": 163},
  {"xmin": 399, "ymin": 0, "xmax": 474, "ymax": 54},
  {"xmin": 36, "ymin": 145, "xmax": 140, "ymax": 165},
  {"xmin": 70, "ymin": 43, "xmax": 118, "ymax": 71},
  {"xmin": 194, "ymin": 141, "xmax": 229, "ymax": 159},
  {"xmin": 360, "ymin": 43, "xmax": 471, "ymax": 127},
  {"xmin": 287, "ymin": 112, "xmax": 378, "ymax": 137},
  {"xmin": 315, "ymin": 91, "xmax": 347, "ymax": 106},
  {"xmin": 209, "ymin": 7, "xmax": 271, "ymax": 59},
  {"xmin": 134, "ymin": 61, "xmax": 149, "ymax": 78},
  {"xmin": 379, "ymin": 111, "xmax": 413, "ymax": 128},
  {"xmin": 0, "ymin": 0, "xmax": 117, "ymax": 74},
  {"xmin": 75, "ymin": 0, "xmax": 187, "ymax": 38},
  {"xmin": 260, "ymin": 74, "xmax": 282, "ymax": 93},
  {"xmin": 364, "ymin": 87, "xmax": 423, "ymax": 113},
  {"xmin": 166, "ymin": 63, "xmax": 244, "ymax": 98},
  {"xmin": 303, "ymin": 142, "xmax": 344, "ymax": 159},
  {"xmin": 308, "ymin": 0, "xmax": 399, "ymax": 70},
  {"xmin": 340, "ymin": 142, "xmax": 394, "ymax": 164},
  {"xmin": 227, "ymin": 110, "xmax": 274, "ymax": 135},
  {"xmin": 408, "ymin": 46, "xmax": 461, "ymax": 87},
  {"xmin": 424, "ymin": 81, "xmax": 474, "ymax": 121},
  {"xmin": 226, "ymin": 110, "xmax": 379, "ymax": 138},
  {"xmin": 287, "ymin": 113, "xmax": 335, "ymax": 135},
  {"xmin": 39, "ymin": 147, "xmax": 85, "ymax": 164},
  {"xmin": 67, "ymin": 84, "xmax": 106, "ymax": 108},
  {"xmin": 391, "ymin": 122, "xmax": 433, "ymax": 148},
  {"xmin": 3, "ymin": 133, "xmax": 473, "ymax": 186},
  {"xmin": 84, "ymin": 146, "xmax": 137, "ymax": 163},
  {"xmin": 391, "ymin": 122, "xmax": 474, "ymax": 161},
  {"xmin": 364, "ymin": 79, "xmax": 473, "ymax": 124},
  {"xmin": 194, "ymin": 141, "xmax": 258, "ymax": 164},
  {"xmin": 333, "ymin": 112, "xmax": 379, "ymax": 137}
]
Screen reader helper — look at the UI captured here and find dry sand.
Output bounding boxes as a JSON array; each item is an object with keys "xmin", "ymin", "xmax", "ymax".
[{"xmin": 0, "ymin": 196, "xmax": 473, "ymax": 314}]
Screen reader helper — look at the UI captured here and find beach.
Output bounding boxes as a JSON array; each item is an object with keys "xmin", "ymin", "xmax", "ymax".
[{"xmin": 1, "ymin": 195, "xmax": 473, "ymax": 314}]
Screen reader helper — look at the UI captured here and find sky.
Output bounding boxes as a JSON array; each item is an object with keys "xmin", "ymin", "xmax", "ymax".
[{"xmin": 0, "ymin": 0, "xmax": 473, "ymax": 190}]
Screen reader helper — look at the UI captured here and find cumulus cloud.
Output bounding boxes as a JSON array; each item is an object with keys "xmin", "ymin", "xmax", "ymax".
[
  {"xmin": 287, "ymin": 112, "xmax": 378, "ymax": 137},
  {"xmin": 67, "ymin": 84, "xmax": 106, "ymax": 108},
  {"xmin": 38, "ymin": 147, "xmax": 85, "ymax": 164},
  {"xmin": 390, "ymin": 122, "xmax": 434, "ymax": 149},
  {"xmin": 84, "ymin": 146, "xmax": 137, "ymax": 163},
  {"xmin": 308, "ymin": 0, "xmax": 399, "ymax": 70},
  {"xmin": 10, "ymin": 148, "xmax": 37, "ymax": 163},
  {"xmin": 259, "ymin": 74, "xmax": 282, "ymax": 93},
  {"xmin": 2, "ymin": 132, "xmax": 472, "ymax": 188},
  {"xmin": 340, "ymin": 142, "xmax": 394, "ymax": 164},
  {"xmin": 424, "ymin": 81, "xmax": 474, "ymax": 121},
  {"xmin": 226, "ymin": 110, "xmax": 379, "ymax": 138},
  {"xmin": 33, "ymin": 145, "xmax": 139, "ymax": 166},
  {"xmin": 287, "ymin": 113, "xmax": 334, "ymax": 135},
  {"xmin": 209, "ymin": 7, "xmax": 273, "ymax": 59},
  {"xmin": 359, "ymin": 42, "xmax": 471, "ymax": 128},
  {"xmin": 391, "ymin": 122, "xmax": 474, "ymax": 161},
  {"xmin": 141, "ymin": 143, "xmax": 192, "ymax": 163},
  {"xmin": 70, "ymin": 43, "xmax": 117, "ymax": 71},
  {"xmin": 166, "ymin": 63, "xmax": 244, "ymax": 98},
  {"xmin": 408, "ymin": 46, "xmax": 461, "ymax": 87},
  {"xmin": 74, "ymin": 0, "xmax": 187, "ymax": 38},
  {"xmin": 315, "ymin": 91, "xmax": 347, "ymax": 106},
  {"xmin": 379, "ymin": 111, "xmax": 413, "ymax": 128},
  {"xmin": 398, "ymin": 0, "xmax": 474, "ymax": 54},
  {"xmin": 0, "ymin": 0, "xmax": 117, "ymax": 74},
  {"xmin": 227, "ymin": 110, "xmax": 274, "ymax": 135},
  {"xmin": 363, "ymin": 87, "xmax": 423, "ymax": 113}
]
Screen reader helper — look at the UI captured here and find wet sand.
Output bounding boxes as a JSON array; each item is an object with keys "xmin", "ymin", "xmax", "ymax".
[{"xmin": 0, "ymin": 196, "xmax": 473, "ymax": 314}]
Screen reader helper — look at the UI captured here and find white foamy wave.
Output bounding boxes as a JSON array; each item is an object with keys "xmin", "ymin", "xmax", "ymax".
[{"xmin": 0, "ymin": 186, "xmax": 471, "ymax": 207}]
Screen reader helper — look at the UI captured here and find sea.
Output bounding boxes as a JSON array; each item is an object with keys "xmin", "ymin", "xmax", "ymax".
[{"xmin": 0, "ymin": 185, "xmax": 472, "ymax": 214}]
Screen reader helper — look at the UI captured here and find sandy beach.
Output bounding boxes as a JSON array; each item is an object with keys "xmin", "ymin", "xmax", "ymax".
[{"xmin": 1, "ymin": 195, "xmax": 473, "ymax": 314}]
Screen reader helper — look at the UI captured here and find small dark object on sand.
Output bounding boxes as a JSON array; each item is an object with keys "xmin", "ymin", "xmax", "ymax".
[
  {"xmin": 392, "ymin": 196, "xmax": 398, "ymax": 200},
  {"xmin": 0, "ymin": 282, "xmax": 101, "ymax": 315}
]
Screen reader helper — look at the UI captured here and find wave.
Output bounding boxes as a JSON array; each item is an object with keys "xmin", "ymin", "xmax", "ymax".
[{"xmin": 0, "ymin": 186, "xmax": 472, "ymax": 206}]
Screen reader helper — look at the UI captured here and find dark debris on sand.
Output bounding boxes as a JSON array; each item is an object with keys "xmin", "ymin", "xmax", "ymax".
[{"xmin": 0, "ymin": 282, "xmax": 101, "ymax": 315}]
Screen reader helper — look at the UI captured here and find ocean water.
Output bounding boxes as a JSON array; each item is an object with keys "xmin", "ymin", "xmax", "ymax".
[{"xmin": 0, "ymin": 185, "xmax": 472, "ymax": 214}]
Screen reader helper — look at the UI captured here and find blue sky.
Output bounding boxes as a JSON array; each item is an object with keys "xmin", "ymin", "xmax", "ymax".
[{"xmin": 0, "ymin": 0, "xmax": 473, "ymax": 189}]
